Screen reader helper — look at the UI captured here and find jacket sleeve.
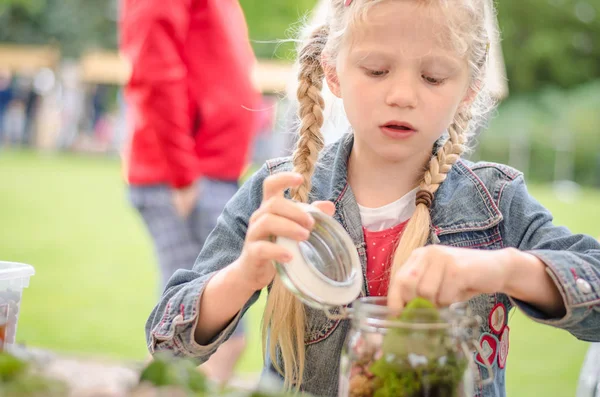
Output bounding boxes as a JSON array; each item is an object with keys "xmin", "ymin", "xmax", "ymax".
[
  {"xmin": 120, "ymin": 0, "xmax": 198, "ymax": 188},
  {"xmin": 145, "ymin": 165, "xmax": 269, "ymax": 360},
  {"xmin": 500, "ymin": 175, "xmax": 600, "ymax": 342}
]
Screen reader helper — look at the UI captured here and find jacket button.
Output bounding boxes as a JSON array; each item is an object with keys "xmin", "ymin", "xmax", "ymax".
[{"xmin": 576, "ymin": 278, "xmax": 593, "ymax": 294}]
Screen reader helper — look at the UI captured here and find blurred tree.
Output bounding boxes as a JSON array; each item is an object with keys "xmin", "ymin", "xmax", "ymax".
[
  {"xmin": 0, "ymin": 0, "xmax": 315, "ymax": 59},
  {"xmin": 0, "ymin": 0, "xmax": 45, "ymax": 14},
  {"xmin": 239, "ymin": 0, "xmax": 317, "ymax": 59},
  {"xmin": 0, "ymin": 0, "xmax": 598, "ymax": 94},
  {"xmin": 0, "ymin": 0, "xmax": 117, "ymax": 58},
  {"xmin": 496, "ymin": 0, "xmax": 599, "ymax": 93}
]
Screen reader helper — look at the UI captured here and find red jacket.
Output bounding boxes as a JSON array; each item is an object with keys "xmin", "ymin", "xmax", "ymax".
[{"xmin": 119, "ymin": 0, "xmax": 261, "ymax": 188}]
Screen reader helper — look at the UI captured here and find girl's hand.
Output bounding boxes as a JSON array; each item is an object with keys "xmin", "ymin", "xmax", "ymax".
[
  {"xmin": 387, "ymin": 245, "xmax": 512, "ymax": 312},
  {"xmin": 233, "ymin": 172, "xmax": 335, "ymax": 293}
]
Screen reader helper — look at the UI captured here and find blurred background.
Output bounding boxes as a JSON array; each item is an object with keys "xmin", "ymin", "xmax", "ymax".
[{"xmin": 0, "ymin": 1, "xmax": 599, "ymax": 396}]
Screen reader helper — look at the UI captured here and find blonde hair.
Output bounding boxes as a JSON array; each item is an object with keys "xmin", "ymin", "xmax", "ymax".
[{"xmin": 262, "ymin": 0, "xmax": 497, "ymax": 389}]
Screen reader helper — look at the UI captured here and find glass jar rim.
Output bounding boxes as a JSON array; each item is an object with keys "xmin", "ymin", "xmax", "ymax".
[
  {"xmin": 351, "ymin": 296, "xmax": 477, "ymax": 331},
  {"xmin": 274, "ymin": 206, "xmax": 363, "ymax": 309}
]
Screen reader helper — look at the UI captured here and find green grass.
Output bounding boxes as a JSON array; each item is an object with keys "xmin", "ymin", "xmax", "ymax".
[{"xmin": 0, "ymin": 150, "xmax": 598, "ymax": 396}]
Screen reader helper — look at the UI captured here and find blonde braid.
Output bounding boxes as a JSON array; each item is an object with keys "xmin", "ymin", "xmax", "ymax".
[
  {"xmin": 422, "ymin": 112, "xmax": 469, "ymax": 193},
  {"xmin": 391, "ymin": 111, "xmax": 471, "ymax": 274},
  {"xmin": 291, "ymin": 26, "xmax": 328, "ymax": 202},
  {"xmin": 262, "ymin": 25, "xmax": 329, "ymax": 390}
]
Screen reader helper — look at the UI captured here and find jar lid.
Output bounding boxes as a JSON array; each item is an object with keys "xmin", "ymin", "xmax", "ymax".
[{"xmin": 274, "ymin": 207, "xmax": 363, "ymax": 310}]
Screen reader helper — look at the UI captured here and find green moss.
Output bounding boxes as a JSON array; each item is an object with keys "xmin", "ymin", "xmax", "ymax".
[
  {"xmin": 362, "ymin": 299, "xmax": 468, "ymax": 397},
  {"xmin": 382, "ymin": 298, "xmax": 445, "ymax": 358},
  {"xmin": 0, "ymin": 352, "xmax": 68, "ymax": 397},
  {"xmin": 139, "ymin": 352, "xmax": 208, "ymax": 394}
]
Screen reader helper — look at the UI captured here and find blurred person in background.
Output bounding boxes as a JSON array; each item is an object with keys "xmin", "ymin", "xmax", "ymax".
[
  {"xmin": 2, "ymin": 97, "xmax": 25, "ymax": 147},
  {"xmin": 119, "ymin": 0, "xmax": 261, "ymax": 383},
  {"xmin": 6, "ymin": 75, "xmax": 36, "ymax": 147},
  {"xmin": 0, "ymin": 69, "xmax": 13, "ymax": 145},
  {"xmin": 56, "ymin": 63, "xmax": 85, "ymax": 150},
  {"xmin": 22, "ymin": 77, "xmax": 39, "ymax": 146}
]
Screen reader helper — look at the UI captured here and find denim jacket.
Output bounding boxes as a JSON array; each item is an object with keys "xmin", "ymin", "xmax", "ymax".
[{"xmin": 146, "ymin": 133, "xmax": 600, "ymax": 397}]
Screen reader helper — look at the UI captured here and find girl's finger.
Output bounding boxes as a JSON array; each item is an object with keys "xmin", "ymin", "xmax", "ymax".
[
  {"xmin": 388, "ymin": 255, "xmax": 428, "ymax": 313},
  {"xmin": 247, "ymin": 213, "xmax": 311, "ymax": 242},
  {"xmin": 436, "ymin": 263, "xmax": 464, "ymax": 306},
  {"xmin": 246, "ymin": 240, "xmax": 294, "ymax": 264},
  {"xmin": 251, "ymin": 197, "xmax": 314, "ymax": 230},
  {"xmin": 416, "ymin": 260, "xmax": 445, "ymax": 306},
  {"xmin": 262, "ymin": 172, "xmax": 304, "ymax": 201},
  {"xmin": 311, "ymin": 200, "xmax": 336, "ymax": 217}
]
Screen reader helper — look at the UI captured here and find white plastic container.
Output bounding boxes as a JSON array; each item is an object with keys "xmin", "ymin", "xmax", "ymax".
[{"xmin": 0, "ymin": 261, "xmax": 35, "ymax": 351}]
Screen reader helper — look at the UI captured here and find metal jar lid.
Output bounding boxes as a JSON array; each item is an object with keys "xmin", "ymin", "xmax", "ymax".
[{"xmin": 274, "ymin": 206, "xmax": 363, "ymax": 310}]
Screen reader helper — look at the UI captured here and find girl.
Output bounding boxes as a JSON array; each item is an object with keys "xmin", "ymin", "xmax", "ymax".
[{"xmin": 145, "ymin": 1, "xmax": 600, "ymax": 396}]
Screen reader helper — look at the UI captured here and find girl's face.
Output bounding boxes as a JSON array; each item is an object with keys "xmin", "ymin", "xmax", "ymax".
[{"xmin": 326, "ymin": 1, "xmax": 473, "ymax": 164}]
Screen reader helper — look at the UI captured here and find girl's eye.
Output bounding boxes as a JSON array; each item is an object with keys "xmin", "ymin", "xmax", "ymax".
[
  {"xmin": 365, "ymin": 69, "xmax": 388, "ymax": 77},
  {"xmin": 423, "ymin": 75, "xmax": 446, "ymax": 85}
]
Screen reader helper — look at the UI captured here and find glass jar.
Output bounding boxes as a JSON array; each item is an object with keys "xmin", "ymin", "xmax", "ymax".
[
  {"xmin": 274, "ymin": 206, "xmax": 363, "ymax": 310},
  {"xmin": 338, "ymin": 297, "xmax": 486, "ymax": 397}
]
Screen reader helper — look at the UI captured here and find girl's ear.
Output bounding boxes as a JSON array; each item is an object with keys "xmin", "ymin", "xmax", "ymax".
[
  {"xmin": 322, "ymin": 54, "xmax": 342, "ymax": 98},
  {"xmin": 460, "ymin": 82, "xmax": 481, "ymax": 111}
]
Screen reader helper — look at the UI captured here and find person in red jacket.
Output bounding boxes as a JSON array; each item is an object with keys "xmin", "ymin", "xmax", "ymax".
[{"xmin": 119, "ymin": 0, "xmax": 261, "ymax": 382}]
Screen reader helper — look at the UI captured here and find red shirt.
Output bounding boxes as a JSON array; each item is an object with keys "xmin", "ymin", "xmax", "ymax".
[
  {"xmin": 363, "ymin": 221, "xmax": 409, "ymax": 297},
  {"xmin": 119, "ymin": 0, "xmax": 261, "ymax": 188}
]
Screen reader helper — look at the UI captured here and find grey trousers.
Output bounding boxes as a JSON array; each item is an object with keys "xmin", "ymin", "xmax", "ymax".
[{"xmin": 129, "ymin": 178, "xmax": 245, "ymax": 336}]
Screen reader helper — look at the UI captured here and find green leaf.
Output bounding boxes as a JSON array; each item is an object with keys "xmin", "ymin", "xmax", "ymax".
[{"xmin": 0, "ymin": 351, "xmax": 29, "ymax": 382}]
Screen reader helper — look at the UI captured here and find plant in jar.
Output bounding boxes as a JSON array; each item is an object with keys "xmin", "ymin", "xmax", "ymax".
[{"xmin": 347, "ymin": 298, "xmax": 470, "ymax": 397}]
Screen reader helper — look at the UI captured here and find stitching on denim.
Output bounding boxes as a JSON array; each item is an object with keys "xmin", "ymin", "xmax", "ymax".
[
  {"xmin": 459, "ymin": 160, "xmax": 502, "ymax": 217},
  {"xmin": 172, "ymin": 334, "xmax": 187, "ymax": 354},
  {"xmin": 157, "ymin": 301, "xmax": 171, "ymax": 331},
  {"xmin": 305, "ymin": 319, "xmax": 342, "ymax": 345},
  {"xmin": 497, "ymin": 178, "xmax": 513, "ymax": 207},
  {"xmin": 536, "ymin": 251, "xmax": 598, "ymax": 306},
  {"xmin": 470, "ymin": 162, "xmax": 522, "ymax": 180},
  {"xmin": 581, "ymin": 260, "xmax": 600, "ymax": 290},
  {"xmin": 465, "ymin": 235, "xmax": 503, "ymax": 249},
  {"xmin": 572, "ymin": 299, "xmax": 600, "ymax": 309},
  {"xmin": 334, "ymin": 183, "xmax": 349, "ymax": 205},
  {"xmin": 496, "ymin": 179, "xmax": 514, "ymax": 250},
  {"xmin": 266, "ymin": 157, "xmax": 290, "ymax": 173},
  {"xmin": 446, "ymin": 229, "xmax": 502, "ymax": 247}
]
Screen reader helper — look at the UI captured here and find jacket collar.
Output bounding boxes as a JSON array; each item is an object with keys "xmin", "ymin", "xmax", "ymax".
[{"xmin": 322, "ymin": 134, "xmax": 503, "ymax": 236}]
